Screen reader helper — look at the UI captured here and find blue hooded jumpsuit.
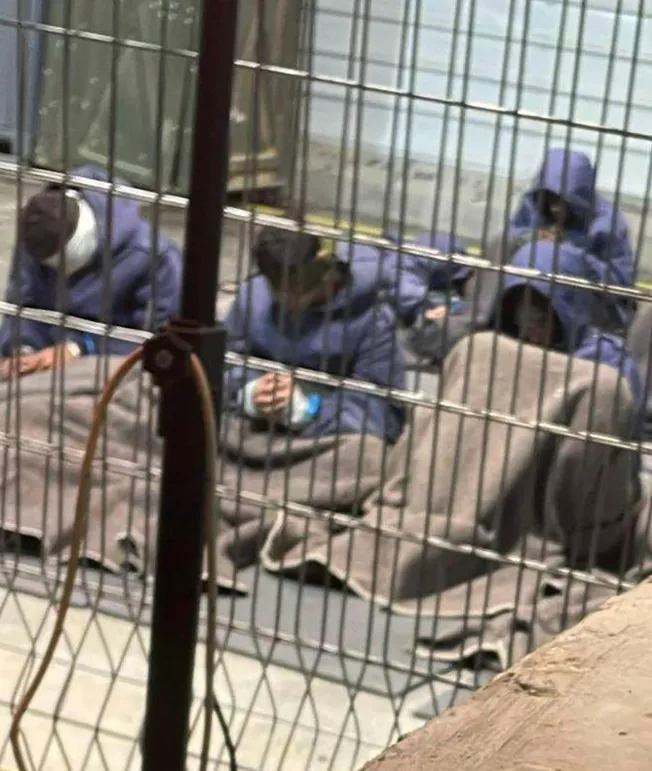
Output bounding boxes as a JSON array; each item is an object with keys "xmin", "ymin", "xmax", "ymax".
[
  {"xmin": 224, "ymin": 256, "xmax": 407, "ymax": 443},
  {"xmin": 501, "ymin": 240, "xmax": 643, "ymax": 434},
  {"xmin": 509, "ymin": 147, "xmax": 635, "ymax": 331},
  {"xmin": 0, "ymin": 165, "xmax": 183, "ymax": 357}
]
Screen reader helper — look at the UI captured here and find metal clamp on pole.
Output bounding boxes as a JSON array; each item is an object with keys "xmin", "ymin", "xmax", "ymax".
[
  {"xmin": 142, "ymin": 322, "xmax": 227, "ymax": 439},
  {"xmin": 140, "ymin": 0, "xmax": 239, "ymax": 769}
]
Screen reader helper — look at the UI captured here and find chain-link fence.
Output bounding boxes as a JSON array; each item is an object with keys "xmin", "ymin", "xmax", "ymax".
[{"xmin": 0, "ymin": 0, "xmax": 651, "ymax": 769}]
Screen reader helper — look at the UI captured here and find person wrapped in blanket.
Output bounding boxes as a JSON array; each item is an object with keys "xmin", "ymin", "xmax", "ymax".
[
  {"xmin": 223, "ymin": 224, "xmax": 406, "ymax": 442},
  {"xmin": 500, "ymin": 239, "xmax": 641, "ymax": 406},
  {"xmin": 327, "ymin": 239, "xmax": 645, "ymax": 611},
  {"xmin": 495, "ymin": 238, "xmax": 645, "ymax": 541},
  {"xmin": 0, "ymin": 165, "xmax": 183, "ymax": 379}
]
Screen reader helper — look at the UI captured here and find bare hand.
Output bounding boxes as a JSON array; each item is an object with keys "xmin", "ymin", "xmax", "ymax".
[
  {"xmin": 0, "ymin": 344, "xmax": 78, "ymax": 380},
  {"xmin": 253, "ymin": 372, "xmax": 293, "ymax": 416},
  {"xmin": 423, "ymin": 305, "xmax": 448, "ymax": 322},
  {"xmin": 537, "ymin": 226, "xmax": 560, "ymax": 242}
]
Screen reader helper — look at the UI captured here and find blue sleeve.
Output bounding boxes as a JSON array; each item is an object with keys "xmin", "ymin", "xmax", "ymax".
[
  {"xmin": 223, "ymin": 290, "xmax": 267, "ymax": 407},
  {"xmin": 50, "ymin": 241, "xmax": 183, "ymax": 358},
  {"xmin": 302, "ymin": 303, "xmax": 407, "ymax": 443},
  {"xmin": 130, "ymin": 241, "xmax": 183, "ymax": 331},
  {"xmin": 582, "ymin": 214, "xmax": 635, "ymax": 328},
  {"xmin": 60, "ymin": 242, "xmax": 183, "ymax": 358},
  {"xmin": 0, "ymin": 317, "xmax": 51, "ymax": 355},
  {"xmin": 59, "ymin": 329, "xmax": 139, "ymax": 356},
  {"xmin": 382, "ymin": 231, "xmax": 471, "ymax": 326},
  {"xmin": 587, "ymin": 209, "xmax": 634, "ymax": 289},
  {"xmin": 0, "ymin": 249, "xmax": 53, "ymax": 355},
  {"xmin": 574, "ymin": 332, "xmax": 644, "ymax": 437}
]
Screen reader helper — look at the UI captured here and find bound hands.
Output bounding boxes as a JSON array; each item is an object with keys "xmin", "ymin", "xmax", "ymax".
[
  {"xmin": 252, "ymin": 371, "xmax": 293, "ymax": 418},
  {"xmin": 423, "ymin": 304, "xmax": 448, "ymax": 322},
  {"xmin": 0, "ymin": 343, "xmax": 79, "ymax": 380},
  {"xmin": 537, "ymin": 224, "xmax": 562, "ymax": 242}
]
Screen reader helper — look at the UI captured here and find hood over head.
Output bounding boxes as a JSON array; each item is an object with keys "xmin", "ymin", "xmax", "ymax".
[
  {"xmin": 500, "ymin": 240, "xmax": 596, "ymax": 352},
  {"xmin": 253, "ymin": 234, "xmax": 383, "ymax": 322},
  {"xmin": 525, "ymin": 147, "xmax": 596, "ymax": 226}
]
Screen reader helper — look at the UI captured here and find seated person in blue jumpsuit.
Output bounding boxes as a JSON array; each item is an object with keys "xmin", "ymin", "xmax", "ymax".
[
  {"xmin": 337, "ymin": 230, "xmax": 471, "ymax": 329},
  {"xmin": 0, "ymin": 165, "xmax": 183, "ymax": 378},
  {"xmin": 410, "ymin": 146, "xmax": 637, "ymax": 365},
  {"xmin": 224, "ymin": 224, "xmax": 406, "ymax": 443},
  {"xmin": 500, "ymin": 240, "xmax": 642, "ymax": 430},
  {"xmin": 451, "ymin": 240, "xmax": 643, "ymax": 567},
  {"xmin": 407, "ymin": 147, "xmax": 635, "ymax": 367},
  {"xmin": 509, "ymin": 146, "xmax": 635, "ymax": 331}
]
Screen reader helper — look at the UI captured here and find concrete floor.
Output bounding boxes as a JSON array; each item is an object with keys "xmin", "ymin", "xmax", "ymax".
[{"xmin": 0, "ymin": 588, "xmax": 436, "ymax": 771}]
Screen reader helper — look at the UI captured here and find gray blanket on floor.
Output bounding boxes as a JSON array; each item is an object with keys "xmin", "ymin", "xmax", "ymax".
[
  {"xmin": 260, "ymin": 330, "xmax": 646, "ymax": 666},
  {"xmin": 0, "ymin": 356, "xmax": 386, "ymax": 593},
  {"xmin": 0, "ymin": 334, "xmax": 645, "ymax": 672}
]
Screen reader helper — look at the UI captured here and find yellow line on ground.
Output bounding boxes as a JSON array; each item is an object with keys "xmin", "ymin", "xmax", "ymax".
[
  {"xmin": 249, "ymin": 203, "xmax": 484, "ymax": 254},
  {"xmin": 251, "ymin": 203, "xmax": 385, "ymax": 237},
  {"xmin": 249, "ymin": 203, "xmax": 652, "ymax": 291}
]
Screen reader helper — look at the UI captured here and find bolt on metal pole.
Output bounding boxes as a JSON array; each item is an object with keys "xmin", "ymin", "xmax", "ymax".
[{"xmin": 141, "ymin": 1, "xmax": 240, "ymax": 769}]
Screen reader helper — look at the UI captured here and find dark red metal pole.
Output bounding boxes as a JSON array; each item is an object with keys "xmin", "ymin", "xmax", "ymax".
[{"xmin": 141, "ymin": 1, "xmax": 239, "ymax": 768}]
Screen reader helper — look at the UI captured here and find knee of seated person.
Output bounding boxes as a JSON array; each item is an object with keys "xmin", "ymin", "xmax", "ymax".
[
  {"xmin": 441, "ymin": 330, "xmax": 474, "ymax": 366},
  {"xmin": 590, "ymin": 366, "xmax": 636, "ymax": 429},
  {"xmin": 592, "ymin": 365, "xmax": 632, "ymax": 401},
  {"xmin": 439, "ymin": 329, "xmax": 497, "ymax": 378}
]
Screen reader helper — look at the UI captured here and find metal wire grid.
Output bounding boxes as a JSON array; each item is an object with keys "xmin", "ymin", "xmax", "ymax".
[{"xmin": 0, "ymin": 0, "xmax": 649, "ymax": 769}]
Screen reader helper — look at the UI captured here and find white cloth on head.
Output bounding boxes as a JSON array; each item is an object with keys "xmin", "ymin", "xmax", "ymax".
[{"xmin": 42, "ymin": 190, "xmax": 99, "ymax": 277}]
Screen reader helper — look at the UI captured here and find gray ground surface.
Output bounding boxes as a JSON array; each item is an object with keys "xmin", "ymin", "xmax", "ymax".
[{"xmin": 0, "ymin": 581, "xmax": 447, "ymax": 771}]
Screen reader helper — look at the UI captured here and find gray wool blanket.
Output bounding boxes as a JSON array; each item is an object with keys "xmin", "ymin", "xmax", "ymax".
[
  {"xmin": 260, "ymin": 331, "xmax": 646, "ymax": 667},
  {"xmin": 628, "ymin": 299, "xmax": 652, "ymax": 437},
  {"xmin": 0, "ymin": 333, "xmax": 645, "ymax": 672},
  {"xmin": 0, "ymin": 355, "xmax": 385, "ymax": 592}
]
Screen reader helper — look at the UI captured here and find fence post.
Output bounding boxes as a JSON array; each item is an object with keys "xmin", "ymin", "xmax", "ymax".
[{"xmin": 141, "ymin": 1, "xmax": 240, "ymax": 768}]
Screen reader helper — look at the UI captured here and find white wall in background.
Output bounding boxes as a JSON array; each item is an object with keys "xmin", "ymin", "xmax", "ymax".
[{"xmin": 307, "ymin": 0, "xmax": 652, "ymax": 200}]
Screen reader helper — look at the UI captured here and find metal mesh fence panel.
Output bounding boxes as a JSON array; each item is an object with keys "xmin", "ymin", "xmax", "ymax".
[{"xmin": 0, "ymin": 0, "xmax": 650, "ymax": 769}]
